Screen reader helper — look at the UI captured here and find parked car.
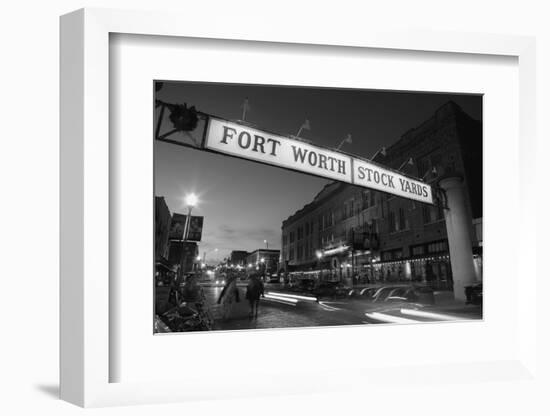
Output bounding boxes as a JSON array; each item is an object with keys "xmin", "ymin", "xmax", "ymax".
[
  {"xmin": 385, "ymin": 287, "xmax": 414, "ymax": 302},
  {"xmin": 465, "ymin": 283, "xmax": 482, "ymax": 306},
  {"xmin": 372, "ymin": 286, "xmax": 401, "ymax": 303},
  {"xmin": 360, "ymin": 287, "xmax": 377, "ymax": 300},
  {"xmin": 267, "ymin": 274, "xmax": 281, "ymax": 283},
  {"xmin": 313, "ymin": 281, "xmax": 347, "ymax": 298},
  {"xmin": 384, "ymin": 285, "xmax": 435, "ymax": 304}
]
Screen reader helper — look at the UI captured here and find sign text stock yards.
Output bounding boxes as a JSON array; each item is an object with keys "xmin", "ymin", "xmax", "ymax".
[{"xmin": 204, "ymin": 118, "xmax": 434, "ymax": 204}]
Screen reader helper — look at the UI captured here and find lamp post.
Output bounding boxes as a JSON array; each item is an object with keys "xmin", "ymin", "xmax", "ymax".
[
  {"xmin": 180, "ymin": 193, "xmax": 198, "ymax": 278},
  {"xmin": 264, "ymin": 239, "xmax": 268, "ymax": 249},
  {"xmin": 182, "ymin": 193, "xmax": 198, "ymax": 242},
  {"xmin": 316, "ymin": 250, "xmax": 323, "ymax": 281}
]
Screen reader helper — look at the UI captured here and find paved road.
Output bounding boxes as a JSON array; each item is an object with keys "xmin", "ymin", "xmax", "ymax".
[
  {"xmin": 199, "ymin": 283, "xmax": 482, "ymax": 331},
  {"xmin": 202, "ymin": 285, "xmax": 365, "ymax": 331}
]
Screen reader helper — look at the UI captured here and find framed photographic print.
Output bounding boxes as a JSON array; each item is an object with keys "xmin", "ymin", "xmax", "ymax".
[
  {"xmin": 152, "ymin": 81, "xmax": 483, "ymax": 334},
  {"xmin": 60, "ymin": 7, "xmax": 537, "ymax": 408}
]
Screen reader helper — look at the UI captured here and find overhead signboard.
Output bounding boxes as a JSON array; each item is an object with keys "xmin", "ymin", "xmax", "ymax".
[
  {"xmin": 202, "ymin": 117, "xmax": 433, "ymax": 204},
  {"xmin": 353, "ymin": 159, "xmax": 433, "ymax": 204},
  {"xmin": 205, "ymin": 118, "xmax": 352, "ymax": 183}
]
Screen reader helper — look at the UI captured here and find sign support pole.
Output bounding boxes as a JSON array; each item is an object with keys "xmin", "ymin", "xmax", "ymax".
[{"xmin": 438, "ymin": 175, "xmax": 477, "ymax": 301}]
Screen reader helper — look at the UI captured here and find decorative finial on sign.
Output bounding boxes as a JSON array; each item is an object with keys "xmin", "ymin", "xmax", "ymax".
[
  {"xmin": 241, "ymin": 98, "xmax": 251, "ymax": 121},
  {"xmin": 336, "ymin": 134, "xmax": 352, "ymax": 150},
  {"xmin": 295, "ymin": 119, "xmax": 311, "ymax": 138}
]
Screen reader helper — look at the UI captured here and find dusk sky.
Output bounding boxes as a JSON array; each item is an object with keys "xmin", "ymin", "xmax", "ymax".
[{"xmin": 154, "ymin": 82, "xmax": 481, "ymax": 264}]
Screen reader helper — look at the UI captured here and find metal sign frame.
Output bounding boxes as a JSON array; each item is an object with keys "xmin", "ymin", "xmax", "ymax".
[{"xmin": 155, "ymin": 107, "xmax": 438, "ymax": 205}]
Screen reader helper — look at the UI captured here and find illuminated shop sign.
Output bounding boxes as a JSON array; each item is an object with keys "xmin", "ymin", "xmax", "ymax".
[{"xmin": 204, "ymin": 117, "xmax": 433, "ymax": 204}]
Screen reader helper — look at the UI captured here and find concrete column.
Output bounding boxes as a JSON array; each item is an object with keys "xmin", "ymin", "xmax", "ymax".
[{"xmin": 438, "ymin": 176, "xmax": 476, "ymax": 301}]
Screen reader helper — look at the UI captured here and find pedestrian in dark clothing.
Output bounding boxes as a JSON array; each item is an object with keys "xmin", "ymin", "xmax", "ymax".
[
  {"xmin": 245, "ymin": 273, "xmax": 265, "ymax": 319},
  {"xmin": 217, "ymin": 274, "xmax": 240, "ymax": 320}
]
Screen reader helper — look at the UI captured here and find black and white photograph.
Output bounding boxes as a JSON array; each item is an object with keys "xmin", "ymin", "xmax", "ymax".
[{"xmin": 153, "ymin": 81, "xmax": 483, "ymax": 333}]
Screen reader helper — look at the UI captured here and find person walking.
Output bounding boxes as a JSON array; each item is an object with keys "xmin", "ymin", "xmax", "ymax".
[
  {"xmin": 245, "ymin": 272, "xmax": 265, "ymax": 319},
  {"xmin": 217, "ymin": 274, "xmax": 240, "ymax": 320}
]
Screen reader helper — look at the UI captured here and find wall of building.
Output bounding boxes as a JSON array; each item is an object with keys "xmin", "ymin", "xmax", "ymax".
[
  {"xmin": 281, "ymin": 101, "xmax": 482, "ymax": 289},
  {"xmin": 246, "ymin": 249, "xmax": 280, "ymax": 274},
  {"xmin": 155, "ymin": 196, "xmax": 172, "ymax": 260},
  {"xmin": 230, "ymin": 250, "xmax": 249, "ymax": 266}
]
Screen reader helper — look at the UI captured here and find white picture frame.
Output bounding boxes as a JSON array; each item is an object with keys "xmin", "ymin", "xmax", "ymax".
[{"xmin": 60, "ymin": 8, "xmax": 537, "ymax": 408}]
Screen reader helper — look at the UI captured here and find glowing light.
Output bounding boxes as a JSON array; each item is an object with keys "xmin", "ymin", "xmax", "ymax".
[
  {"xmin": 316, "ymin": 250, "xmax": 323, "ymax": 259},
  {"xmin": 323, "ymin": 245, "xmax": 350, "ymax": 256},
  {"xmin": 365, "ymin": 312, "xmax": 420, "ymax": 324},
  {"xmin": 267, "ymin": 292, "xmax": 317, "ymax": 302},
  {"xmin": 264, "ymin": 294, "xmax": 298, "ymax": 306},
  {"xmin": 318, "ymin": 301, "xmax": 341, "ymax": 311},
  {"xmin": 185, "ymin": 193, "xmax": 198, "ymax": 207},
  {"xmin": 400, "ymin": 309, "xmax": 464, "ymax": 321},
  {"xmin": 260, "ymin": 258, "xmax": 265, "ymax": 263}
]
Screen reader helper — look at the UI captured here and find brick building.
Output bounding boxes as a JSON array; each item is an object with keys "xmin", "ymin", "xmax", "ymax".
[
  {"xmin": 155, "ymin": 196, "xmax": 172, "ymax": 261},
  {"xmin": 246, "ymin": 249, "xmax": 280, "ymax": 277},
  {"xmin": 229, "ymin": 250, "xmax": 249, "ymax": 267},
  {"xmin": 281, "ymin": 101, "xmax": 482, "ymax": 289}
]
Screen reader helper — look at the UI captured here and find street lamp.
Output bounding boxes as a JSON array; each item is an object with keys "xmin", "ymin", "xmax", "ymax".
[
  {"xmin": 182, "ymin": 193, "xmax": 198, "ymax": 242},
  {"xmin": 177, "ymin": 193, "xmax": 199, "ymax": 279},
  {"xmin": 185, "ymin": 193, "xmax": 198, "ymax": 208},
  {"xmin": 316, "ymin": 250, "xmax": 323, "ymax": 281},
  {"xmin": 264, "ymin": 239, "xmax": 269, "ymax": 249}
]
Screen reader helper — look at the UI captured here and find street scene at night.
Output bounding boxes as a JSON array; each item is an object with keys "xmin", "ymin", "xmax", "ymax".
[{"xmin": 153, "ymin": 81, "xmax": 483, "ymax": 333}]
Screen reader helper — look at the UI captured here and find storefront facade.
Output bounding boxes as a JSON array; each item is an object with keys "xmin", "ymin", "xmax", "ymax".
[{"xmin": 281, "ymin": 101, "xmax": 482, "ymax": 290}]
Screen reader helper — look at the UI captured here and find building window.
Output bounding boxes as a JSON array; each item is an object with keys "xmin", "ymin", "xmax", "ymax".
[
  {"xmin": 423, "ymin": 205, "xmax": 434, "ymax": 223},
  {"xmin": 437, "ymin": 205, "xmax": 444, "ymax": 221},
  {"xmin": 289, "ymin": 231, "xmax": 295, "ymax": 243},
  {"xmin": 427, "ymin": 241, "xmax": 448, "ymax": 253},
  {"xmin": 297, "ymin": 226, "xmax": 303, "ymax": 240},
  {"xmin": 398, "ymin": 207, "xmax": 407, "ymax": 230},
  {"xmin": 297, "ymin": 244, "xmax": 303, "ymax": 260},
  {"xmin": 411, "ymin": 245, "xmax": 424, "ymax": 256},
  {"xmin": 389, "ymin": 210, "xmax": 396, "ymax": 232},
  {"xmin": 289, "ymin": 246, "xmax": 295, "ymax": 260},
  {"xmin": 417, "ymin": 155, "xmax": 434, "ymax": 178},
  {"xmin": 423, "ymin": 205, "xmax": 444, "ymax": 224},
  {"xmin": 382, "ymin": 249, "xmax": 402, "ymax": 261}
]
